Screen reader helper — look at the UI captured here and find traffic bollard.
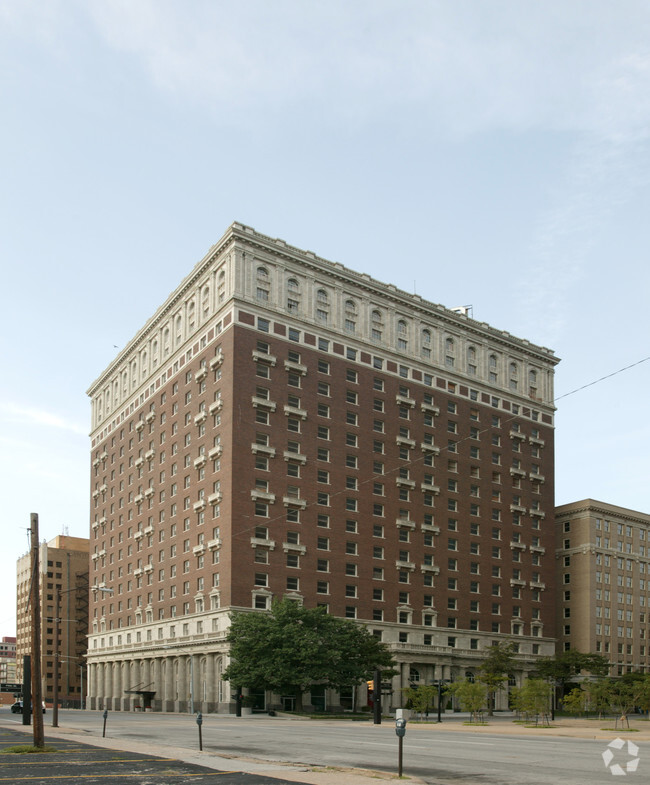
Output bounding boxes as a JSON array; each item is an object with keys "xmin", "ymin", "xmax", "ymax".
[{"xmin": 102, "ymin": 709, "xmax": 108, "ymax": 738}]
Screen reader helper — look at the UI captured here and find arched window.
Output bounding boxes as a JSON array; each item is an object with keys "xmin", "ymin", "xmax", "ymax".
[
  {"xmin": 445, "ymin": 338, "xmax": 455, "ymax": 368},
  {"xmin": 397, "ymin": 320, "xmax": 408, "ymax": 351},
  {"xmin": 409, "ymin": 667, "xmax": 420, "ymax": 682},
  {"xmin": 529, "ymin": 369, "xmax": 538, "ymax": 397},
  {"xmin": 256, "ymin": 267, "xmax": 270, "ymax": 302},
  {"xmin": 465, "ymin": 671, "xmax": 475, "ymax": 683},
  {"xmin": 371, "ymin": 310, "xmax": 383, "ymax": 342},
  {"xmin": 421, "ymin": 328, "xmax": 432, "ymax": 359},
  {"xmin": 217, "ymin": 270, "xmax": 226, "ymax": 303},
  {"xmin": 488, "ymin": 354, "xmax": 498, "ymax": 383},
  {"xmin": 316, "ymin": 289, "xmax": 329, "ymax": 323},
  {"xmin": 201, "ymin": 285, "xmax": 210, "ymax": 316},
  {"xmin": 344, "ymin": 299, "xmax": 356, "ymax": 333},
  {"xmin": 187, "ymin": 300, "xmax": 196, "ymax": 332},
  {"xmin": 174, "ymin": 314, "xmax": 182, "ymax": 347},
  {"xmin": 509, "ymin": 362, "xmax": 518, "ymax": 391},
  {"xmin": 286, "ymin": 278, "xmax": 300, "ymax": 313},
  {"xmin": 467, "ymin": 346, "xmax": 477, "ymax": 376}
]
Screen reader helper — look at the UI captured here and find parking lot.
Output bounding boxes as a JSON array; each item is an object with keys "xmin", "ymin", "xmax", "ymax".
[{"xmin": 0, "ymin": 725, "xmax": 314, "ymax": 785}]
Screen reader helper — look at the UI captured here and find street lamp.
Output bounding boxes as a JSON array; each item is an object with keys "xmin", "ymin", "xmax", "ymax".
[{"xmin": 52, "ymin": 585, "xmax": 113, "ymax": 728}]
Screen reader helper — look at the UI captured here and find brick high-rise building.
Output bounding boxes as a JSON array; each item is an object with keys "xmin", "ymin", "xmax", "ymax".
[
  {"xmin": 16, "ymin": 536, "xmax": 89, "ymax": 708},
  {"xmin": 86, "ymin": 223, "xmax": 558, "ymax": 713},
  {"xmin": 555, "ymin": 499, "xmax": 650, "ymax": 675}
]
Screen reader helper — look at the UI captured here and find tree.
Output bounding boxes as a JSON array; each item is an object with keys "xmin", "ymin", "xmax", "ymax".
[
  {"xmin": 533, "ymin": 650, "xmax": 610, "ymax": 698},
  {"xmin": 562, "ymin": 686, "xmax": 589, "ymax": 716},
  {"xmin": 584, "ymin": 679, "xmax": 613, "ymax": 719},
  {"xmin": 446, "ymin": 679, "xmax": 487, "ymax": 722},
  {"xmin": 402, "ymin": 685, "xmax": 437, "ymax": 719},
  {"xmin": 478, "ymin": 642, "xmax": 516, "ymax": 715},
  {"xmin": 518, "ymin": 679, "xmax": 552, "ymax": 719},
  {"xmin": 609, "ymin": 678, "xmax": 647, "ymax": 724},
  {"xmin": 222, "ymin": 599, "xmax": 395, "ymax": 712}
]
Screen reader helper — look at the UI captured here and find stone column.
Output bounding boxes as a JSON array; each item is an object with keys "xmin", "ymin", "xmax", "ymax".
[
  {"xmin": 88, "ymin": 663, "xmax": 97, "ymax": 710},
  {"xmin": 150, "ymin": 658, "xmax": 160, "ymax": 710},
  {"xmin": 177, "ymin": 657, "xmax": 187, "ymax": 711},
  {"xmin": 105, "ymin": 661, "xmax": 114, "ymax": 710},
  {"xmin": 164, "ymin": 657, "xmax": 174, "ymax": 711},
  {"xmin": 205, "ymin": 654, "xmax": 216, "ymax": 708},
  {"xmin": 122, "ymin": 660, "xmax": 131, "ymax": 711}
]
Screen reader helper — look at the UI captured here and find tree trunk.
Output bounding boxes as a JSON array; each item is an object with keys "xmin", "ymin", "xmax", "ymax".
[{"xmin": 295, "ymin": 689, "xmax": 304, "ymax": 713}]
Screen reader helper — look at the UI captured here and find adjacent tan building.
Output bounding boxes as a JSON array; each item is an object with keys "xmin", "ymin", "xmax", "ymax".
[
  {"xmin": 16, "ymin": 536, "xmax": 89, "ymax": 707},
  {"xmin": 86, "ymin": 223, "xmax": 559, "ymax": 712},
  {"xmin": 555, "ymin": 499, "xmax": 650, "ymax": 675}
]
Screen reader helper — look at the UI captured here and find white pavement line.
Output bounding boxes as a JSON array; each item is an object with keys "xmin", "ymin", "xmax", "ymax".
[{"xmin": 353, "ymin": 740, "xmax": 495, "ymax": 749}]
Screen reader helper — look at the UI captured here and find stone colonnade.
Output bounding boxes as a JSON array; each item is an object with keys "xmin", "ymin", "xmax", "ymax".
[{"xmin": 88, "ymin": 653, "xmax": 228, "ymax": 713}]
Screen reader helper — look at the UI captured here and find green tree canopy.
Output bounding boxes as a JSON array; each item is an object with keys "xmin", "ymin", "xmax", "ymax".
[
  {"xmin": 222, "ymin": 598, "xmax": 395, "ymax": 711},
  {"xmin": 533, "ymin": 650, "xmax": 610, "ymax": 695},
  {"xmin": 402, "ymin": 685, "xmax": 437, "ymax": 718},
  {"xmin": 478, "ymin": 642, "xmax": 516, "ymax": 715},
  {"xmin": 447, "ymin": 679, "xmax": 487, "ymax": 722},
  {"xmin": 516, "ymin": 678, "xmax": 552, "ymax": 718}
]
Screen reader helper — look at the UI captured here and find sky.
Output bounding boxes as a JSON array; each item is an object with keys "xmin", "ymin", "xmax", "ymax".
[{"xmin": 1, "ymin": 0, "xmax": 650, "ymax": 639}]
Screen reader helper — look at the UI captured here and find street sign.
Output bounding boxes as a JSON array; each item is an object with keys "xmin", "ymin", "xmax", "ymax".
[{"xmin": 0, "ymin": 683, "xmax": 22, "ymax": 693}]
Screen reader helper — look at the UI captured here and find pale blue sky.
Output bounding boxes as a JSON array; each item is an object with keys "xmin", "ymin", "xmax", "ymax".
[{"xmin": 1, "ymin": 1, "xmax": 650, "ymax": 638}]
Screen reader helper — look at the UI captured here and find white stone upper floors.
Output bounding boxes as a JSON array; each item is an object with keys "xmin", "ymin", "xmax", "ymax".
[{"xmin": 88, "ymin": 222, "xmax": 559, "ymax": 437}]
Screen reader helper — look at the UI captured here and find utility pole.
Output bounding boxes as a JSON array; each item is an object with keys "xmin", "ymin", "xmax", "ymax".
[
  {"xmin": 22, "ymin": 656, "xmax": 31, "ymax": 726},
  {"xmin": 52, "ymin": 588, "xmax": 61, "ymax": 727},
  {"xmin": 29, "ymin": 513, "xmax": 44, "ymax": 748}
]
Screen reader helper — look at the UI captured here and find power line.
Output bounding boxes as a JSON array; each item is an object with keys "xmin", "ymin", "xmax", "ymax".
[
  {"xmin": 554, "ymin": 356, "xmax": 650, "ymax": 403},
  {"xmin": 233, "ymin": 353, "xmax": 650, "ymax": 541}
]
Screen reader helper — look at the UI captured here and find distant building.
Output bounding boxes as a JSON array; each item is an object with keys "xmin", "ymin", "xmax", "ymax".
[
  {"xmin": 0, "ymin": 637, "xmax": 16, "ymax": 659},
  {"xmin": 87, "ymin": 223, "xmax": 559, "ymax": 713},
  {"xmin": 16, "ymin": 536, "xmax": 89, "ymax": 707},
  {"xmin": 555, "ymin": 499, "xmax": 650, "ymax": 675},
  {"xmin": 0, "ymin": 658, "xmax": 17, "ymax": 682}
]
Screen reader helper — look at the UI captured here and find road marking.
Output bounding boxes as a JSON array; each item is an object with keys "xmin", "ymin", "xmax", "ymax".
[
  {"xmin": 354, "ymin": 739, "xmax": 494, "ymax": 748},
  {"xmin": 0, "ymin": 774, "xmax": 239, "ymax": 781},
  {"xmin": 0, "ymin": 758, "xmax": 177, "ymax": 766}
]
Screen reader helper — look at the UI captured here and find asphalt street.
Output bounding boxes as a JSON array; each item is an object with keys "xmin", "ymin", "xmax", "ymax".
[{"xmin": 3, "ymin": 709, "xmax": 649, "ymax": 785}]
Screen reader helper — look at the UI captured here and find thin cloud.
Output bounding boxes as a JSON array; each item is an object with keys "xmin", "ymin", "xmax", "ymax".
[
  {"xmin": 0, "ymin": 403, "xmax": 87, "ymax": 436},
  {"xmin": 81, "ymin": 1, "xmax": 650, "ymax": 139}
]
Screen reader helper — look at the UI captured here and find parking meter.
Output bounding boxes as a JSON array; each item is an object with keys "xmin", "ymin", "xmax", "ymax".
[
  {"xmin": 395, "ymin": 718, "xmax": 407, "ymax": 737},
  {"xmin": 196, "ymin": 712, "xmax": 203, "ymax": 750}
]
